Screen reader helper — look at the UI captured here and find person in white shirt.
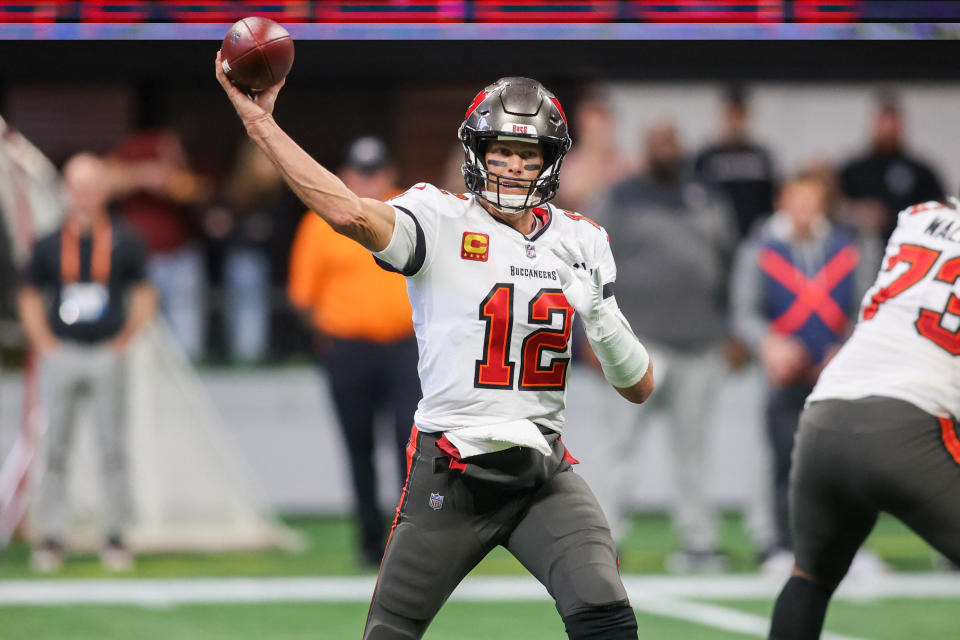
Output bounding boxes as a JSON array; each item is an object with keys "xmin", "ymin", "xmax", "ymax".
[
  {"xmin": 216, "ymin": 60, "xmax": 654, "ymax": 640},
  {"xmin": 768, "ymin": 197, "xmax": 960, "ymax": 640}
]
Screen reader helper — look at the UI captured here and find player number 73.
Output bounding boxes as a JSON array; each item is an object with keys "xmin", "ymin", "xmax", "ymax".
[
  {"xmin": 862, "ymin": 243, "xmax": 960, "ymax": 355},
  {"xmin": 474, "ymin": 283, "xmax": 574, "ymax": 390}
]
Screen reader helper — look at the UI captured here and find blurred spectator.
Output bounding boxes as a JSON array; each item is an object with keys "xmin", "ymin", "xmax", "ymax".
[
  {"xmin": 110, "ymin": 129, "xmax": 211, "ymax": 360},
  {"xmin": 694, "ymin": 85, "xmax": 777, "ymax": 238},
  {"xmin": 730, "ymin": 170, "xmax": 881, "ymax": 570},
  {"xmin": 589, "ymin": 122, "xmax": 740, "ymax": 572},
  {"xmin": 839, "ymin": 95, "xmax": 945, "ymax": 240},
  {"xmin": 554, "ymin": 90, "xmax": 632, "ymax": 213},
  {"xmin": 204, "ymin": 141, "xmax": 284, "ymax": 363},
  {"xmin": 287, "ymin": 136, "xmax": 421, "ymax": 568},
  {"xmin": 17, "ymin": 153, "xmax": 156, "ymax": 572}
]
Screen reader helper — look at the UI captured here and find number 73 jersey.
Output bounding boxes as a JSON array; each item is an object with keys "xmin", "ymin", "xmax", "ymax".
[
  {"xmin": 374, "ymin": 182, "xmax": 615, "ymax": 434},
  {"xmin": 809, "ymin": 200, "xmax": 960, "ymax": 420}
]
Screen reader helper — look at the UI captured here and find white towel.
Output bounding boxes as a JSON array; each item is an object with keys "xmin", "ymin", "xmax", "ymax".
[{"xmin": 443, "ymin": 419, "xmax": 552, "ymax": 458}]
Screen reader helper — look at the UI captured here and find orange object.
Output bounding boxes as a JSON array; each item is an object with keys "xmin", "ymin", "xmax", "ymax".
[{"xmin": 288, "ymin": 212, "xmax": 413, "ymax": 343}]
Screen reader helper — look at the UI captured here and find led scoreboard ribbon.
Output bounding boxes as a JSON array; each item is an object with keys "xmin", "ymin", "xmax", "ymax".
[{"xmin": 0, "ymin": 1, "xmax": 955, "ymax": 24}]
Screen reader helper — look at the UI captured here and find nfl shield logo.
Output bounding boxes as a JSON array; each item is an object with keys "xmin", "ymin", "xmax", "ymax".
[
  {"xmin": 525, "ymin": 243, "xmax": 536, "ymax": 259},
  {"xmin": 429, "ymin": 492, "xmax": 444, "ymax": 510}
]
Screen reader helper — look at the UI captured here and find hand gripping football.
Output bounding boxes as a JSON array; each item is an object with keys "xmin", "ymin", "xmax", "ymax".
[{"xmin": 220, "ymin": 16, "xmax": 294, "ymax": 93}]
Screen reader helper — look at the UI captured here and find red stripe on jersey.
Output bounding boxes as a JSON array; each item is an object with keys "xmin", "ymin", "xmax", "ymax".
[
  {"xmin": 562, "ymin": 211, "xmax": 602, "ymax": 230},
  {"xmin": 940, "ymin": 416, "xmax": 960, "ymax": 467},
  {"xmin": 906, "ymin": 201, "xmax": 945, "ymax": 216}
]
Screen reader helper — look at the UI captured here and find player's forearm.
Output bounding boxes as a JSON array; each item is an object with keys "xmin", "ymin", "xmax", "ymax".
[
  {"xmin": 584, "ymin": 304, "xmax": 652, "ymax": 402},
  {"xmin": 615, "ymin": 360, "xmax": 654, "ymax": 404},
  {"xmin": 245, "ymin": 116, "xmax": 389, "ymax": 250}
]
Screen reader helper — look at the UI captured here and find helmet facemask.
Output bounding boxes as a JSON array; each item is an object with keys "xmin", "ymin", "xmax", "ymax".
[{"xmin": 461, "ymin": 131, "xmax": 566, "ymax": 215}]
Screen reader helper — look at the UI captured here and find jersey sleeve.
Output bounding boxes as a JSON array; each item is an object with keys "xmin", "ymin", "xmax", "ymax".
[
  {"xmin": 372, "ymin": 182, "xmax": 443, "ymax": 277},
  {"xmin": 595, "ymin": 227, "xmax": 617, "ymax": 300}
]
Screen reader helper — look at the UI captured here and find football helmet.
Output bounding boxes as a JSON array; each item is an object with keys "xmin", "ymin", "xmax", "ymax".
[{"xmin": 459, "ymin": 77, "xmax": 572, "ymax": 214}]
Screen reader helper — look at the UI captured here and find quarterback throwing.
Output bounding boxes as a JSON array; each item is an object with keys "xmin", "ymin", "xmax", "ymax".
[{"xmin": 216, "ymin": 54, "xmax": 653, "ymax": 640}]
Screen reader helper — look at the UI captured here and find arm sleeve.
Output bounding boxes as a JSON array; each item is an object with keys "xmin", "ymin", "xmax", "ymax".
[
  {"xmin": 595, "ymin": 226, "xmax": 617, "ymax": 300},
  {"xmin": 372, "ymin": 183, "xmax": 441, "ymax": 277},
  {"xmin": 729, "ymin": 237, "xmax": 769, "ymax": 354}
]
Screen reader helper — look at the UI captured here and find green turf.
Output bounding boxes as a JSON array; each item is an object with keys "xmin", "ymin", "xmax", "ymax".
[
  {"xmin": 0, "ymin": 601, "xmax": 763, "ymax": 640},
  {"xmin": 713, "ymin": 598, "xmax": 960, "ymax": 639},
  {"xmin": 0, "ymin": 511, "xmax": 943, "ymax": 579},
  {"xmin": 3, "ymin": 598, "xmax": 959, "ymax": 639}
]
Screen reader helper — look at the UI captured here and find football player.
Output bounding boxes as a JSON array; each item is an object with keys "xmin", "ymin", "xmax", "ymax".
[
  {"xmin": 216, "ymin": 56, "xmax": 654, "ymax": 639},
  {"xmin": 768, "ymin": 196, "xmax": 960, "ymax": 639}
]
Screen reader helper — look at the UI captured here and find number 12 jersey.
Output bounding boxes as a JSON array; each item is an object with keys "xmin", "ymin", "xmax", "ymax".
[{"xmin": 374, "ymin": 182, "xmax": 614, "ymax": 437}]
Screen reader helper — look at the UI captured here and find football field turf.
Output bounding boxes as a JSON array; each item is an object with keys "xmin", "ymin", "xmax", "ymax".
[{"xmin": 1, "ymin": 514, "xmax": 957, "ymax": 639}]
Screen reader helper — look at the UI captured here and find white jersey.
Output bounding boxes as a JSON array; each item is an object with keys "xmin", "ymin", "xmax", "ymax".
[
  {"xmin": 808, "ymin": 200, "xmax": 960, "ymax": 420},
  {"xmin": 374, "ymin": 183, "xmax": 615, "ymax": 449}
]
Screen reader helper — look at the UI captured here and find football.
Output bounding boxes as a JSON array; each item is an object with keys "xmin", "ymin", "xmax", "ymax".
[{"xmin": 220, "ymin": 16, "xmax": 294, "ymax": 93}]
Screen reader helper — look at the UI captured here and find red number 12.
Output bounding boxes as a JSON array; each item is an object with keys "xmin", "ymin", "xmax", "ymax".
[{"xmin": 474, "ymin": 284, "xmax": 572, "ymax": 390}]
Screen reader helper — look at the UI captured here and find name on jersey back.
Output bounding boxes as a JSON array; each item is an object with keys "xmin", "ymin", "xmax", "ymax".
[{"xmin": 924, "ymin": 216, "xmax": 960, "ymax": 244}]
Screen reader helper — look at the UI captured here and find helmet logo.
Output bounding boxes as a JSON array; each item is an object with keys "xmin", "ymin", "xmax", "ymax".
[{"xmin": 503, "ymin": 123, "xmax": 537, "ymax": 136}]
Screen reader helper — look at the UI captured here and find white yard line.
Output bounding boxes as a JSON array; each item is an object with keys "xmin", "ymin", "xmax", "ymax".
[
  {"xmin": 1, "ymin": 573, "xmax": 959, "ymax": 606},
  {"xmin": 629, "ymin": 594, "xmax": 867, "ymax": 640}
]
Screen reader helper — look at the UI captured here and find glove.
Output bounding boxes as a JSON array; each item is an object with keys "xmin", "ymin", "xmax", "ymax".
[
  {"xmin": 551, "ymin": 238, "xmax": 649, "ymax": 388},
  {"xmin": 551, "ymin": 238, "xmax": 607, "ymax": 339}
]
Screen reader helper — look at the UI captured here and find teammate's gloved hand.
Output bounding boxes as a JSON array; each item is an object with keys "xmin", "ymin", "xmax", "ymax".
[{"xmin": 551, "ymin": 239, "xmax": 608, "ymax": 339}]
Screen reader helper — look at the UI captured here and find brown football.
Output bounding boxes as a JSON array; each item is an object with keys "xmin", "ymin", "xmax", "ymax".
[{"xmin": 221, "ymin": 16, "xmax": 294, "ymax": 93}]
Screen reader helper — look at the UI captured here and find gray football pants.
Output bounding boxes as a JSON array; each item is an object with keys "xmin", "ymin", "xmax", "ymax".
[
  {"xmin": 363, "ymin": 427, "xmax": 631, "ymax": 639},
  {"xmin": 33, "ymin": 342, "xmax": 131, "ymax": 540},
  {"xmin": 792, "ymin": 396, "xmax": 960, "ymax": 586}
]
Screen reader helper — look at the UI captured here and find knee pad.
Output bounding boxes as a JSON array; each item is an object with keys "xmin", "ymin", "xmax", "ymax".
[{"xmin": 563, "ymin": 603, "xmax": 637, "ymax": 640}]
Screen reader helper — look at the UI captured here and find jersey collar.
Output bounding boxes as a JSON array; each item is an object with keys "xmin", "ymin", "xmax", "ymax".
[{"xmin": 485, "ymin": 202, "xmax": 553, "ymax": 242}]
